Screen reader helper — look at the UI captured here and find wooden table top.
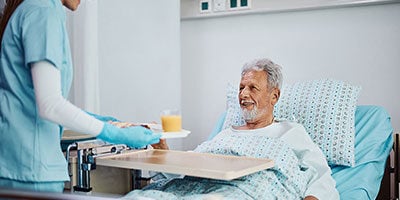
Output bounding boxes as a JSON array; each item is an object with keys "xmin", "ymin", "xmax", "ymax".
[
  {"xmin": 97, "ymin": 149, "xmax": 274, "ymax": 180},
  {"xmin": 62, "ymin": 130, "xmax": 94, "ymax": 140}
]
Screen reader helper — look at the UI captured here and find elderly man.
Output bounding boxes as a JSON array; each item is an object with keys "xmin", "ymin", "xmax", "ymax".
[{"xmin": 125, "ymin": 58, "xmax": 339, "ymax": 200}]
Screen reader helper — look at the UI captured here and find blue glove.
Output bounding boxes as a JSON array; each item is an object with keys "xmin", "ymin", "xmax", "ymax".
[
  {"xmin": 97, "ymin": 123, "xmax": 162, "ymax": 148},
  {"xmin": 86, "ymin": 111, "xmax": 119, "ymax": 122}
]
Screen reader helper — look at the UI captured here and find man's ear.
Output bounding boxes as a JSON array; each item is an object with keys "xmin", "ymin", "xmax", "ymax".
[{"xmin": 271, "ymin": 88, "xmax": 280, "ymax": 105}]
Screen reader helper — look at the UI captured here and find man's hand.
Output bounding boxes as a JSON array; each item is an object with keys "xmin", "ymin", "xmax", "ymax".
[
  {"xmin": 304, "ymin": 196, "xmax": 318, "ymax": 200},
  {"xmin": 151, "ymin": 138, "xmax": 169, "ymax": 150}
]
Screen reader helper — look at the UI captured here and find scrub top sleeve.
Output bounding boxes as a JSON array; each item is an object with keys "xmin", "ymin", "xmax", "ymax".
[{"xmin": 22, "ymin": 8, "xmax": 64, "ymax": 69}]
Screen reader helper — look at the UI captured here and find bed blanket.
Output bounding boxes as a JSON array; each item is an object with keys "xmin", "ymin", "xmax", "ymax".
[{"xmin": 123, "ymin": 134, "xmax": 314, "ymax": 200}]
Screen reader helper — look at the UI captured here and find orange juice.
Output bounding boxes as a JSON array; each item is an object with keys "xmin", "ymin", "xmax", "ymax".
[{"xmin": 161, "ymin": 115, "xmax": 182, "ymax": 132}]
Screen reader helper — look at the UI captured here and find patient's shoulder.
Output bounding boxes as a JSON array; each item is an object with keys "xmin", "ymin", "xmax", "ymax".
[
  {"xmin": 275, "ymin": 119, "xmax": 306, "ymax": 131},
  {"xmin": 211, "ymin": 128, "xmax": 232, "ymax": 140}
]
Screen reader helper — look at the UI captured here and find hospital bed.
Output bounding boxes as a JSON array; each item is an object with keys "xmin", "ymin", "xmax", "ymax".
[
  {"xmin": 207, "ymin": 79, "xmax": 396, "ymax": 199},
  {"xmin": 209, "ymin": 105, "xmax": 395, "ymax": 199}
]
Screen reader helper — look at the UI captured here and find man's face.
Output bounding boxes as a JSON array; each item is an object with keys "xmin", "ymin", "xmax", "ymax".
[{"xmin": 239, "ymin": 70, "xmax": 278, "ymax": 122}]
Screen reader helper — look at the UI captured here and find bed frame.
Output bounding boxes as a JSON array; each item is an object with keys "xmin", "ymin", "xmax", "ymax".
[{"xmin": 377, "ymin": 133, "xmax": 399, "ymax": 200}]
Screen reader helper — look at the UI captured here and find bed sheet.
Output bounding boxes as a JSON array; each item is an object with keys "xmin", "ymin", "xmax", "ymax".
[{"xmin": 331, "ymin": 105, "xmax": 393, "ymax": 199}]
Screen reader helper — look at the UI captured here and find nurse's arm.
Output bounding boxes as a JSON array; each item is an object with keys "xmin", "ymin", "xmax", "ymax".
[{"xmin": 31, "ymin": 60, "xmax": 103, "ymax": 136}]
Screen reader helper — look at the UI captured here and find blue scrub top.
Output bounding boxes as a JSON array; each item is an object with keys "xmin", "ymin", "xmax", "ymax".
[{"xmin": 0, "ymin": 0, "xmax": 72, "ymax": 182}]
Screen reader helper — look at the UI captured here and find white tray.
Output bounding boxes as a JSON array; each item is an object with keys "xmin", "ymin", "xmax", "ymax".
[{"xmin": 145, "ymin": 123, "xmax": 191, "ymax": 139}]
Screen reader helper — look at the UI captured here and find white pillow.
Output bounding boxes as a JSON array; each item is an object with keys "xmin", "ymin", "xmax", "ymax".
[{"xmin": 223, "ymin": 79, "xmax": 361, "ymax": 167}]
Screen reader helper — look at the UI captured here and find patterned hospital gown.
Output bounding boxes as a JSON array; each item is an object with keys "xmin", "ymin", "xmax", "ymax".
[{"xmin": 124, "ymin": 125, "xmax": 315, "ymax": 200}]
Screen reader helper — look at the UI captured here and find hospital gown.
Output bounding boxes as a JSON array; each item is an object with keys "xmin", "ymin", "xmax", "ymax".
[{"xmin": 124, "ymin": 121, "xmax": 339, "ymax": 200}]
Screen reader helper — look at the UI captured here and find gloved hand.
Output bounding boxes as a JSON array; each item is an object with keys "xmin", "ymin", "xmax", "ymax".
[
  {"xmin": 86, "ymin": 111, "xmax": 119, "ymax": 122},
  {"xmin": 97, "ymin": 123, "xmax": 162, "ymax": 148}
]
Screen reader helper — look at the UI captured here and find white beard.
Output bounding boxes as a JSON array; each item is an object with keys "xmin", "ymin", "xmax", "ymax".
[
  {"xmin": 242, "ymin": 105, "xmax": 269, "ymax": 122},
  {"xmin": 242, "ymin": 106, "xmax": 259, "ymax": 122}
]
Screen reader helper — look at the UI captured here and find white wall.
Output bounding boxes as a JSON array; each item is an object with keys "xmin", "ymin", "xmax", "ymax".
[
  {"xmin": 96, "ymin": 0, "xmax": 182, "ymax": 148},
  {"xmin": 68, "ymin": 1, "xmax": 100, "ymax": 114},
  {"xmin": 181, "ymin": 3, "xmax": 400, "ymax": 150}
]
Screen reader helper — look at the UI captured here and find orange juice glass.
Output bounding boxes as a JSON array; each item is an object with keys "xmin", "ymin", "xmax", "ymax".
[{"xmin": 161, "ymin": 109, "xmax": 182, "ymax": 132}]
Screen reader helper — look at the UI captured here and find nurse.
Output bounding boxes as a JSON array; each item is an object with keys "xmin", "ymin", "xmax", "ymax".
[{"xmin": 0, "ymin": 0, "xmax": 161, "ymax": 193}]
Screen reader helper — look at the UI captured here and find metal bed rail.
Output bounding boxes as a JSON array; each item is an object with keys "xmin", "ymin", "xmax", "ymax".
[
  {"xmin": 0, "ymin": 188, "xmax": 119, "ymax": 200},
  {"xmin": 378, "ymin": 132, "xmax": 399, "ymax": 200}
]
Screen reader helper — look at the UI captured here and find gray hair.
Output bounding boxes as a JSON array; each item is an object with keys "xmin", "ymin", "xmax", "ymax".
[{"xmin": 241, "ymin": 58, "xmax": 283, "ymax": 89}]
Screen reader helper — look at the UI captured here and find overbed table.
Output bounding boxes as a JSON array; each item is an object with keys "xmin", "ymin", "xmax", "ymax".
[{"xmin": 96, "ymin": 149, "xmax": 274, "ymax": 181}]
